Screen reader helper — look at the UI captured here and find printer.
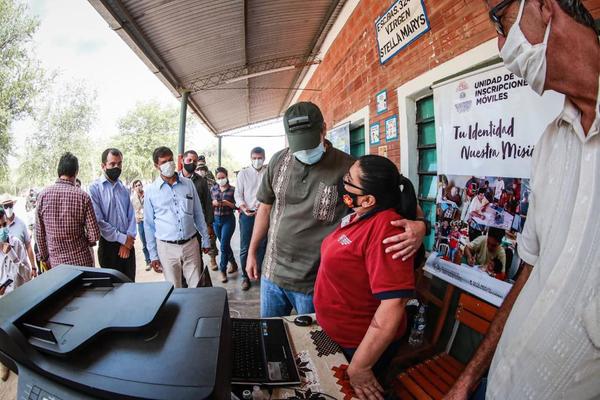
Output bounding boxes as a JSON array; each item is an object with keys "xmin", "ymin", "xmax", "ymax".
[{"xmin": 0, "ymin": 265, "xmax": 231, "ymax": 400}]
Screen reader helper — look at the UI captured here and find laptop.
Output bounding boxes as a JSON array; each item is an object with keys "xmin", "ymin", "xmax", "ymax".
[{"xmin": 231, "ymin": 318, "xmax": 301, "ymax": 386}]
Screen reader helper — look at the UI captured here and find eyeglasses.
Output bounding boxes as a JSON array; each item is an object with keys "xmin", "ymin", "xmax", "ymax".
[
  {"xmin": 488, "ymin": 0, "xmax": 518, "ymax": 37},
  {"xmin": 343, "ymin": 173, "xmax": 369, "ymax": 194}
]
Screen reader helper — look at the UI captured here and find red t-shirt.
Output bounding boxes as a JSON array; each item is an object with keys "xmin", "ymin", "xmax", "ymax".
[{"xmin": 314, "ymin": 208, "xmax": 415, "ymax": 349}]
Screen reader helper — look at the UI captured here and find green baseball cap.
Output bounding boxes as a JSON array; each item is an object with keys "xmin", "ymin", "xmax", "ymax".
[{"xmin": 284, "ymin": 102, "xmax": 324, "ymax": 152}]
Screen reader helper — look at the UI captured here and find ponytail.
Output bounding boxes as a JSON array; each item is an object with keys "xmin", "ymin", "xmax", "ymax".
[{"xmin": 358, "ymin": 155, "xmax": 417, "ymax": 220}]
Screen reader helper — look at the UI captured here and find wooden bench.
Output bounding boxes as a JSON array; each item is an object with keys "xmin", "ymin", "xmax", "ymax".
[{"xmin": 394, "ymin": 293, "xmax": 498, "ymax": 399}]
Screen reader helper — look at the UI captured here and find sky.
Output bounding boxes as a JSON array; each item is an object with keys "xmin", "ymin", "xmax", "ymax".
[{"xmin": 10, "ymin": 0, "xmax": 285, "ymax": 169}]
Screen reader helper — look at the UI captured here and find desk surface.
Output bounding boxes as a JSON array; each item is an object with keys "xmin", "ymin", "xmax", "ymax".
[{"xmin": 252, "ymin": 316, "xmax": 354, "ymax": 400}]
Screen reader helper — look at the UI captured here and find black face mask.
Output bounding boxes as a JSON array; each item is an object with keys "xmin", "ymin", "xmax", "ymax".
[
  {"xmin": 105, "ymin": 167, "xmax": 121, "ymax": 181},
  {"xmin": 339, "ymin": 177, "xmax": 368, "ymax": 209},
  {"xmin": 183, "ymin": 162, "xmax": 197, "ymax": 174}
]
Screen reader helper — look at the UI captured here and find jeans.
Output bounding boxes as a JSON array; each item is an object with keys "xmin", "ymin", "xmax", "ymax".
[
  {"xmin": 213, "ymin": 214, "xmax": 236, "ymax": 273},
  {"xmin": 260, "ymin": 277, "xmax": 314, "ymax": 317},
  {"xmin": 137, "ymin": 221, "xmax": 150, "ymax": 265},
  {"xmin": 239, "ymin": 213, "xmax": 267, "ymax": 279}
]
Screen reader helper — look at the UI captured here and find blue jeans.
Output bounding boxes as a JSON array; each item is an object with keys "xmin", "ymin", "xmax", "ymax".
[
  {"xmin": 213, "ymin": 214, "xmax": 236, "ymax": 273},
  {"xmin": 239, "ymin": 213, "xmax": 267, "ymax": 279},
  {"xmin": 137, "ymin": 221, "xmax": 150, "ymax": 264},
  {"xmin": 260, "ymin": 277, "xmax": 314, "ymax": 317}
]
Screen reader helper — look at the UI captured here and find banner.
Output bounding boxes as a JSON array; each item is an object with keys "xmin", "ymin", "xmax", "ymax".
[
  {"xmin": 433, "ymin": 65, "xmax": 564, "ymax": 178},
  {"xmin": 328, "ymin": 122, "xmax": 350, "ymax": 154},
  {"xmin": 375, "ymin": 0, "xmax": 430, "ymax": 64},
  {"xmin": 424, "ymin": 253, "xmax": 512, "ymax": 306}
]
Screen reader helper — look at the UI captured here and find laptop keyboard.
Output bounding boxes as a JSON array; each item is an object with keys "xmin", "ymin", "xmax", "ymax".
[{"xmin": 232, "ymin": 319, "xmax": 266, "ymax": 381}]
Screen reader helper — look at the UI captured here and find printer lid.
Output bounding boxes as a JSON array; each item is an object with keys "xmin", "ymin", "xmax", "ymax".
[{"xmin": 0, "ymin": 265, "xmax": 173, "ymax": 356}]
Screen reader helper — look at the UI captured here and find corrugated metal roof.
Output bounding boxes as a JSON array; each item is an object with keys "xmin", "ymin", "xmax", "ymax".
[{"xmin": 88, "ymin": 0, "xmax": 345, "ymax": 134}]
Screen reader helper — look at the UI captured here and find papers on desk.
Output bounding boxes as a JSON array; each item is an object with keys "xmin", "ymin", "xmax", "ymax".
[
  {"xmin": 472, "ymin": 204, "xmax": 514, "ymax": 231},
  {"xmin": 424, "ymin": 252, "xmax": 513, "ymax": 306}
]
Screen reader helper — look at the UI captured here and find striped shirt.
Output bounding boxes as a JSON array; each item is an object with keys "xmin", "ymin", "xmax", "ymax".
[{"xmin": 35, "ymin": 179, "xmax": 100, "ymax": 268}]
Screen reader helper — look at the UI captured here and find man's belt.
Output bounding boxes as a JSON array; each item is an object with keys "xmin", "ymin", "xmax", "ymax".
[{"xmin": 161, "ymin": 233, "xmax": 197, "ymax": 245}]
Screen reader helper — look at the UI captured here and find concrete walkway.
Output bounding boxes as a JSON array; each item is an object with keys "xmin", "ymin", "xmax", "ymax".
[{"xmin": 135, "ymin": 215, "xmax": 261, "ymax": 318}]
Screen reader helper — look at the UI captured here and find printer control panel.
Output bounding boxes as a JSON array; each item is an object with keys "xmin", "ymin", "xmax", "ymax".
[
  {"xmin": 18, "ymin": 364, "xmax": 99, "ymax": 400},
  {"xmin": 25, "ymin": 385, "xmax": 62, "ymax": 400}
]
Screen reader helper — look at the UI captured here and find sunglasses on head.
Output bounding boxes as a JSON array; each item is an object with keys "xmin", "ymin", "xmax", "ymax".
[{"xmin": 488, "ymin": 0, "xmax": 518, "ymax": 37}]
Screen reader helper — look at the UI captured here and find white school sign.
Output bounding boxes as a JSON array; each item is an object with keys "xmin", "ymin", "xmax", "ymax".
[
  {"xmin": 375, "ymin": 0, "xmax": 430, "ymax": 64},
  {"xmin": 433, "ymin": 64, "xmax": 564, "ymax": 178}
]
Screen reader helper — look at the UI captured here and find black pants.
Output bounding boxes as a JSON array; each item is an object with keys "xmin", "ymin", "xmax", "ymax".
[
  {"xmin": 342, "ymin": 340, "xmax": 401, "ymax": 378},
  {"xmin": 98, "ymin": 237, "xmax": 136, "ymax": 282}
]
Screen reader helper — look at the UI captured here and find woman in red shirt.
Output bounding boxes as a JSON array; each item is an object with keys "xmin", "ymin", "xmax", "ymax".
[{"xmin": 314, "ymin": 155, "xmax": 417, "ymax": 400}]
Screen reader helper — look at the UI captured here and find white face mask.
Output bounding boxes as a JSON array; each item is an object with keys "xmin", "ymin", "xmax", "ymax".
[
  {"xmin": 251, "ymin": 158, "xmax": 264, "ymax": 169},
  {"xmin": 217, "ymin": 178, "xmax": 228, "ymax": 187},
  {"xmin": 159, "ymin": 161, "xmax": 176, "ymax": 178},
  {"xmin": 294, "ymin": 142, "xmax": 325, "ymax": 165},
  {"xmin": 4, "ymin": 208, "xmax": 13, "ymax": 219},
  {"xmin": 499, "ymin": 0, "xmax": 551, "ymax": 96}
]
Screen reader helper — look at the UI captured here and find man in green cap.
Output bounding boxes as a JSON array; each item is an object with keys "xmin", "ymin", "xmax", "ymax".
[{"xmin": 246, "ymin": 101, "xmax": 427, "ymax": 317}]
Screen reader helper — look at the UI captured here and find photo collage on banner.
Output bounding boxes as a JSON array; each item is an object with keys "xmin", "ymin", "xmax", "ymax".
[
  {"xmin": 434, "ymin": 174, "xmax": 530, "ymax": 282},
  {"xmin": 427, "ymin": 63, "xmax": 564, "ymax": 298}
]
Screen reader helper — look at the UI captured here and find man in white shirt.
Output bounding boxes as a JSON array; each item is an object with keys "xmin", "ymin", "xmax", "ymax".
[
  {"xmin": 466, "ymin": 188, "xmax": 489, "ymax": 241},
  {"xmin": 0, "ymin": 208, "xmax": 32, "ymax": 381},
  {"xmin": 447, "ymin": 1, "xmax": 600, "ymax": 399},
  {"xmin": 493, "ymin": 178, "xmax": 504, "ymax": 201},
  {"xmin": 0, "ymin": 195, "xmax": 36, "ymax": 274},
  {"xmin": 235, "ymin": 147, "xmax": 268, "ymax": 290}
]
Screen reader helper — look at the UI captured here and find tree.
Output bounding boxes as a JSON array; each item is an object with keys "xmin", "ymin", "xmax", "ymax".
[
  {"xmin": 17, "ymin": 82, "xmax": 98, "ymax": 189},
  {"xmin": 0, "ymin": 0, "xmax": 45, "ymax": 183},
  {"xmin": 111, "ymin": 101, "xmax": 243, "ymax": 185},
  {"xmin": 111, "ymin": 101, "xmax": 179, "ymax": 183}
]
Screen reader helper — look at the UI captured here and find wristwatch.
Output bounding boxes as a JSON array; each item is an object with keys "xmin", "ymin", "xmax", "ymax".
[{"xmin": 415, "ymin": 217, "xmax": 432, "ymax": 235}]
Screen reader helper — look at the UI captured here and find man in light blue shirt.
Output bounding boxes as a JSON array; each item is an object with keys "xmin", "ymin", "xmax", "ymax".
[
  {"xmin": 89, "ymin": 148, "xmax": 137, "ymax": 281},
  {"xmin": 144, "ymin": 146, "xmax": 210, "ymax": 288}
]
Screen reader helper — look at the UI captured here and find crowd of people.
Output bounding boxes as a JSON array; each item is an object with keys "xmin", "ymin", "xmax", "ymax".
[{"xmin": 0, "ymin": 101, "xmax": 428, "ymax": 396}]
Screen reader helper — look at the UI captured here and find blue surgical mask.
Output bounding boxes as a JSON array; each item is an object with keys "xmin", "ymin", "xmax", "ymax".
[
  {"xmin": 0, "ymin": 228, "xmax": 9, "ymax": 243},
  {"xmin": 294, "ymin": 142, "xmax": 325, "ymax": 165}
]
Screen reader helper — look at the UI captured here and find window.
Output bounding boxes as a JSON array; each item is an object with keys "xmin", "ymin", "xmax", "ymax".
[
  {"xmin": 416, "ymin": 96, "xmax": 437, "ymax": 250},
  {"xmin": 350, "ymin": 126, "xmax": 365, "ymax": 158}
]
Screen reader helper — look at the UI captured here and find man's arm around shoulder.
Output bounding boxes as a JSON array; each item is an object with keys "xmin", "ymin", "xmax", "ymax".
[{"xmin": 444, "ymin": 263, "xmax": 534, "ymax": 399}]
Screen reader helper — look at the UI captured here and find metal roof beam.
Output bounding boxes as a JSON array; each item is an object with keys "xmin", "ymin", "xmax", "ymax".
[{"xmin": 187, "ymin": 55, "xmax": 321, "ymax": 92}]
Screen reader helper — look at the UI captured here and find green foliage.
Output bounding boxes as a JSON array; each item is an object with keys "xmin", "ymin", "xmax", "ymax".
[
  {"xmin": 17, "ymin": 82, "xmax": 98, "ymax": 189},
  {"xmin": 111, "ymin": 101, "xmax": 179, "ymax": 183},
  {"xmin": 0, "ymin": 0, "xmax": 45, "ymax": 182}
]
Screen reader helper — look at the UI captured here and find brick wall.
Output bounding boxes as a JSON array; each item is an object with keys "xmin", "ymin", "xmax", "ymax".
[{"xmin": 299, "ymin": 0, "xmax": 600, "ymax": 164}]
